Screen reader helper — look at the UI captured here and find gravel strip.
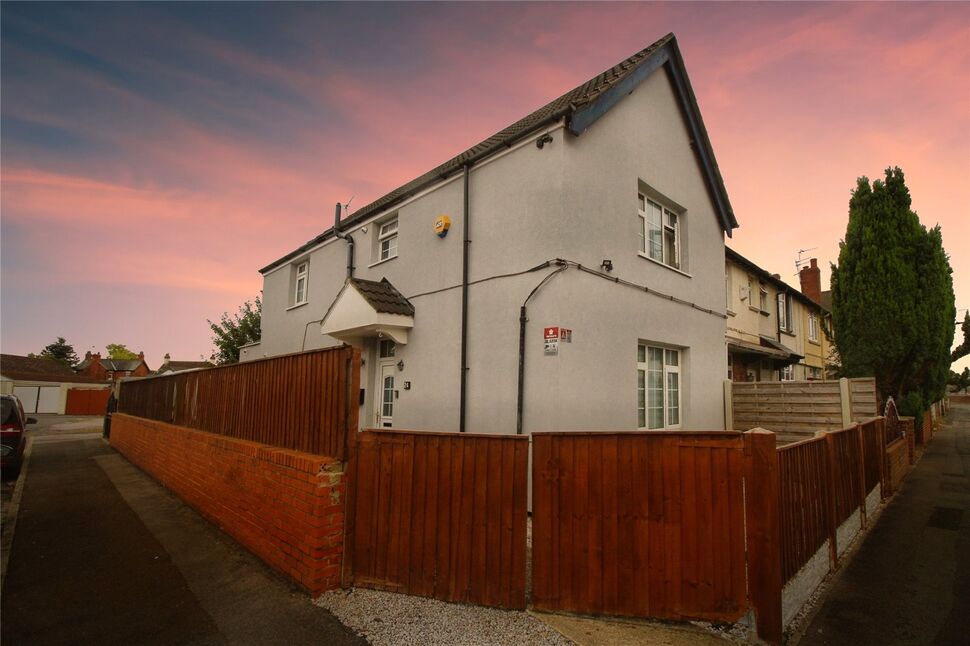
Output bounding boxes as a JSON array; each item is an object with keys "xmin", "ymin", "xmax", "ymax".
[{"xmin": 316, "ymin": 588, "xmax": 573, "ymax": 646}]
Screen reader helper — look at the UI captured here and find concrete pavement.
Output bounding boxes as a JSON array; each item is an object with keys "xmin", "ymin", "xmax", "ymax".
[
  {"xmin": 1, "ymin": 435, "xmax": 364, "ymax": 645},
  {"xmin": 799, "ymin": 401, "xmax": 970, "ymax": 645}
]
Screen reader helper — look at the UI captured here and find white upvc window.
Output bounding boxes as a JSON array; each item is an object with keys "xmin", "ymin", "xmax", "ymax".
[
  {"xmin": 780, "ymin": 364, "xmax": 794, "ymax": 381},
  {"xmin": 637, "ymin": 344, "xmax": 681, "ymax": 430},
  {"xmin": 759, "ymin": 285, "xmax": 768, "ymax": 312},
  {"xmin": 379, "ymin": 218, "xmax": 398, "ymax": 261},
  {"xmin": 638, "ymin": 193, "xmax": 680, "ymax": 269},
  {"xmin": 778, "ymin": 293, "xmax": 793, "ymax": 332},
  {"xmin": 294, "ymin": 262, "xmax": 308, "ymax": 305},
  {"xmin": 725, "ymin": 265, "xmax": 733, "ymax": 311},
  {"xmin": 808, "ymin": 312, "xmax": 819, "ymax": 342}
]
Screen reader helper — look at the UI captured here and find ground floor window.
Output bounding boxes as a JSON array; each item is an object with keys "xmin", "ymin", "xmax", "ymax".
[
  {"xmin": 637, "ymin": 344, "xmax": 680, "ymax": 429},
  {"xmin": 780, "ymin": 364, "xmax": 794, "ymax": 381}
]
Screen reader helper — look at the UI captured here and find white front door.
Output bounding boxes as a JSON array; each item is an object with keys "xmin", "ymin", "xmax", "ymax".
[{"xmin": 379, "ymin": 364, "xmax": 395, "ymax": 428}]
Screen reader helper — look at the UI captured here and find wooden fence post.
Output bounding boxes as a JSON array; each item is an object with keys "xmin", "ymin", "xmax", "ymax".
[
  {"xmin": 743, "ymin": 429, "xmax": 782, "ymax": 645},
  {"xmin": 821, "ymin": 431, "xmax": 839, "ymax": 570},
  {"xmin": 724, "ymin": 380, "xmax": 734, "ymax": 429},
  {"xmin": 854, "ymin": 424, "xmax": 867, "ymax": 528},
  {"xmin": 839, "ymin": 378, "xmax": 852, "ymax": 427}
]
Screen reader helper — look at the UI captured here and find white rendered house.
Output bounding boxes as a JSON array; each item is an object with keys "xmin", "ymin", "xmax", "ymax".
[{"xmin": 247, "ymin": 33, "xmax": 738, "ymax": 435}]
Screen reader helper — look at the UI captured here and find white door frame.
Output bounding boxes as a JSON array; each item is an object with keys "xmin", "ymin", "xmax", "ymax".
[{"xmin": 376, "ymin": 361, "xmax": 396, "ymax": 428}]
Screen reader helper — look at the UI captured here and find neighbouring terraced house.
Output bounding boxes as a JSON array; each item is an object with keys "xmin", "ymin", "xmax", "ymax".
[
  {"xmin": 725, "ymin": 248, "xmax": 833, "ymax": 383},
  {"xmin": 245, "ymin": 33, "xmax": 741, "ymax": 434}
]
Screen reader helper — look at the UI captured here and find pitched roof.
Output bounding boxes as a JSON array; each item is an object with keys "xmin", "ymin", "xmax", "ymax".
[
  {"xmin": 154, "ymin": 360, "xmax": 214, "ymax": 375},
  {"xmin": 0, "ymin": 354, "xmax": 108, "ymax": 384},
  {"xmin": 260, "ymin": 33, "xmax": 737, "ymax": 274},
  {"xmin": 726, "ymin": 247, "xmax": 828, "ymax": 313},
  {"xmin": 350, "ymin": 278, "xmax": 415, "ymax": 316},
  {"xmin": 101, "ymin": 359, "xmax": 144, "ymax": 372}
]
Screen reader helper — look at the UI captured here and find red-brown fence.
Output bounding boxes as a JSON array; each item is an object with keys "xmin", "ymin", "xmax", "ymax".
[
  {"xmin": 777, "ymin": 436, "xmax": 830, "ymax": 583},
  {"xmin": 344, "ymin": 430, "xmax": 528, "ymax": 609},
  {"xmin": 859, "ymin": 418, "xmax": 885, "ymax": 494},
  {"xmin": 826, "ymin": 426, "xmax": 865, "ymax": 525},
  {"xmin": 65, "ymin": 388, "xmax": 111, "ymax": 415},
  {"xmin": 532, "ymin": 432, "xmax": 752, "ymax": 623},
  {"xmin": 777, "ymin": 419, "xmax": 887, "ymax": 584},
  {"xmin": 118, "ymin": 347, "xmax": 360, "ymax": 459}
]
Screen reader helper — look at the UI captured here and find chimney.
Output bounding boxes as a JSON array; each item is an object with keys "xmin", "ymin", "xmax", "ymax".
[
  {"xmin": 138, "ymin": 351, "xmax": 145, "ymax": 361},
  {"xmin": 163, "ymin": 353, "xmax": 171, "ymax": 365},
  {"xmin": 799, "ymin": 258, "xmax": 822, "ymax": 304},
  {"xmin": 85, "ymin": 351, "xmax": 92, "ymax": 360}
]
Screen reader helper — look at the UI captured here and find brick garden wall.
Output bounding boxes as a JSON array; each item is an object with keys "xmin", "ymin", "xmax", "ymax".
[{"xmin": 110, "ymin": 413, "xmax": 345, "ymax": 594}]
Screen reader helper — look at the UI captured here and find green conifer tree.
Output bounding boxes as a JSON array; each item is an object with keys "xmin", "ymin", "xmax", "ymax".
[{"xmin": 830, "ymin": 167, "xmax": 955, "ymax": 415}]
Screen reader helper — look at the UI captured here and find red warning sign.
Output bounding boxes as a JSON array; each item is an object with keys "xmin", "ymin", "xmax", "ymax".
[{"xmin": 544, "ymin": 326, "xmax": 559, "ymax": 340}]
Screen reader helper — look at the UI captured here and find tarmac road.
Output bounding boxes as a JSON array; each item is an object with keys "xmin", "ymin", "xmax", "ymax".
[
  {"xmin": 1, "ymin": 435, "xmax": 364, "ymax": 645},
  {"xmin": 799, "ymin": 401, "xmax": 970, "ymax": 645}
]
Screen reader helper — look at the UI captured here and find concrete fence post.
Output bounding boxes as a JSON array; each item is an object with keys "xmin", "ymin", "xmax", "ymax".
[
  {"xmin": 724, "ymin": 380, "xmax": 734, "ymax": 430},
  {"xmin": 839, "ymin": 378, "xmax": 852, "ymax": 427}
]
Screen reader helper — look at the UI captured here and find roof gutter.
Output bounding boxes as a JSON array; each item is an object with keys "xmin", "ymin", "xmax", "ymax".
[{"xmin": 259, "ymin": 117, "xmax": 569, "ymax": 275}]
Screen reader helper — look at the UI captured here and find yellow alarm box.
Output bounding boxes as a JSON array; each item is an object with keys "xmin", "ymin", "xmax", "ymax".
[{"xmin": 434, "ymin": 215, "xmax": 451, "ymax": 238}]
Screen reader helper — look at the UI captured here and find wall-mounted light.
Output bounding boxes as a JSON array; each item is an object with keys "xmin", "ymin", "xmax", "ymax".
[
  {"xmin": 397, "ymin": 360, "xmax": 404, "ymax": 371},
  {"xmin": 601, "ymin": 259, "xmax": 613, "ymax": 272},
  {"xmin": 536, "ymin": 134, "xmax": 554, "ymax": 149}
]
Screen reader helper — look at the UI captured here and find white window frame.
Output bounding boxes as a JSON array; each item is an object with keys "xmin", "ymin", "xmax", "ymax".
[
  {"xmin": 378, "ymin": 218, "xmax": 398, "ymax": 262},
  {"xmin": 638, "ymin": 193, "xmax": 680, "ymax": 269},
  {"xmin": 808, "ymin": 312, "xmax": 819, "ymax": 342},
  {"xmin": 725, "ymin": 265, "xmax": 733, "ymax": 312},
  {"xmin": 780, "ymin": 364, "xmax": 794, "ymax": 381},
  {"xmin": 759, "ymin": 285, "xmax": 768, "ymax": 313},
  {"xmin": 637, "ymin": 344, "xmax": 681, "ymax": 430},
  {"xmin": 778, "ymin": 292, "xmax": 793, "ymax": 332},
  {"xmin": 293, "ymin": 261, "xmax": 308, "ymax": 305}
]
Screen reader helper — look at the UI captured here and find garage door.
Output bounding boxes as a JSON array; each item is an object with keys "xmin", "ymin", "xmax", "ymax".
[{"xmin": 11, "ymin": 386, "xmax": 61, "ymax": 413}]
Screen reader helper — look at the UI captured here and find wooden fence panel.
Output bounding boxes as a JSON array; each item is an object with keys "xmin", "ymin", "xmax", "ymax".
[
  {"xmin": 732, "ymin": 378, "xmax": 878, "ymax": 435},
  {"xmin": 777, "ymin": 437, "xmax": 829, "ymax": 582},
  {"xmin": 826, "ymin": 427, "xmax": 864, "ymax": 525},
  {"xmin": 859, "ymin": 418, "xmax": 884, "ymax": 494},
  {"xmin": 65, "ymin": 388, "xmax": 111, "ymax": 416},
  {"xmin": 346, "ymin": 430, "xmax": 528, "ymax": 609},
  {"xmin": 532, "ymin": 431, "xmax": 748, "ymax": 623},
  {"xmin": 118, "ymin": 347, "xmax": 359, "ymax": 459}
]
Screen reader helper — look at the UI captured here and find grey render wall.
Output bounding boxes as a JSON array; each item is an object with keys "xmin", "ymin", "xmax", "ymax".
[{"xmin": 256, "ymin": 63, "xmax": 729, "ymax": 433}]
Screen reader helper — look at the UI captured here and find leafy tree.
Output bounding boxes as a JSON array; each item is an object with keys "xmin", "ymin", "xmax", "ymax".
[
  {"xmin": 830, "ymin": 167, "xmax": 955, "ymax": 416},
  {"xmin": 208, "ymin": 297, "xmax": 261, "ymax": 365},
  {"xmin": 106, "ymin": 344, "xmax": 139, "ymax": 360},
  {"xmin": 35, "ymin": 337, "xmax": 79, "ymax": 368},
  {"xmin": 948, "ymin": 367, "xmax": 970, "ymax": 394},
  {"xmin": 952, "ymin": 311, "xmax": 970, "ymax": 362}
]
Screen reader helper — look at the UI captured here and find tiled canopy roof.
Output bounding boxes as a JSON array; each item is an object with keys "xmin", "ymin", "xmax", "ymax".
[
  {"xmin": 350, "ymin": 278, "xmax": 415, "ymax": 316},
  {"xmin": 261, "ymin": 32, "xmax": 737, "ymax": 274}
]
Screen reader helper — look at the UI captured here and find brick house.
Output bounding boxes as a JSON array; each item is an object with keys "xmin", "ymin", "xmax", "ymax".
[{"xmin": 76, "ymin": 351, "xmax": 152, "ymax": 382}]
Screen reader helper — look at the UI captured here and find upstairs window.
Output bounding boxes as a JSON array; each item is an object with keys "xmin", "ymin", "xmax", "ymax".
[
  {"xmin": 778, "ymin": 293, "xmax": 793, "ymax": 332},
  {"xmin": 378, "ymin": 218, "xmax": 398, "ymax": 261},
  {"xmin": 759, "ymin": 284, "xmax": 768, "ymax": 313},
  {"xmin": 293, "ymin": 261, "xmax": 308, "ymax": 305},
  {"xmin": 808, "ymin": 312, "xmax": 819, "ymax": 342},
  {"xmin": 638, "ymin": 193, "xmax": 680, "ymax": 269}
]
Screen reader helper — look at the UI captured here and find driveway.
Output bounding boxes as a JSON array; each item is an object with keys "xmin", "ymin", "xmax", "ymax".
[
  {"xmin": 1, "ymin": 435, "xmax": 364, "ymax": 645},
  {"xmin": 799, "ymin": 401, "xmax": 970, "ymax": 645}
]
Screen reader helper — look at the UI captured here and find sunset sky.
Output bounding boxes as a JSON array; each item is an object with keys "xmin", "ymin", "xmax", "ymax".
[{"xmin": 2, "ymin": 2, "xmax": 968, "ymax": 372}]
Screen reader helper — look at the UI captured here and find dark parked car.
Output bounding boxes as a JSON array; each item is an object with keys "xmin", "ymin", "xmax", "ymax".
[{"xmin": 2, "ymin": 394, "xmax": 35, "ymax": 480}]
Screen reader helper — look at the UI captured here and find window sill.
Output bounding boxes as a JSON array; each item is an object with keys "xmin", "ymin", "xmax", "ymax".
[
  {"xmin": 780, "ymin": 329, "xmax": 795, "ymax": 337},
  {"xmin": 759, "ymin": 310, "xmax": 770, "ymax": 318},
  {"xmin": 807, "ymin": 338, "xmax": 821, "ymax": 346},
  {"xmin": 726, "ymin": 308, "xmax": 736, "ymax": 317},
  {"xmin": 368, "ymin": 254, "xmax": 398, "ymax": 269},
  {"xmin": 286, "ymin": 301, "xmax": 308, "ymax": 312},
  {"xmin": 748, "ymin": 306, "xmax": 760, "ymax": 313},
  {"xmin": 637, "ymin": 252, "xmax": 692, "ymax": 278}
]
